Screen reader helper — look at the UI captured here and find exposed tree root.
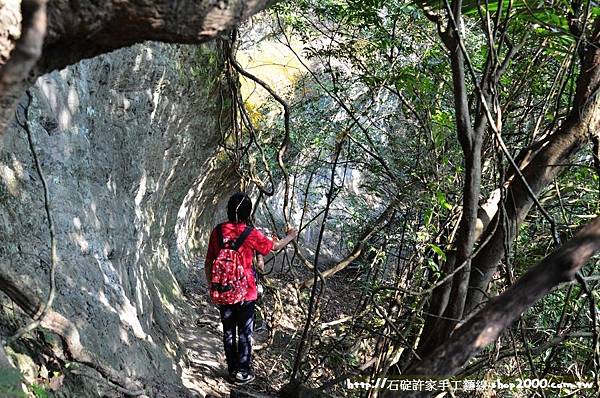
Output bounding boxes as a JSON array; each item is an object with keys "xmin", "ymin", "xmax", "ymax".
[{"xmin": 0, "ymin": 273, "xmax": 145, "ymax": 395}]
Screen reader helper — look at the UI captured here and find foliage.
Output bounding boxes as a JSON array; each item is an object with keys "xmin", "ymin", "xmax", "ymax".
[{"xmin": 228, "ymin": 0, "xmax": 600, "ymax": 393}]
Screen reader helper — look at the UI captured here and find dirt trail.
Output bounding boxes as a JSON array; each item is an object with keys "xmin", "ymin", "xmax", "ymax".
[
  {"xmin": 174, "ymin": 276, "xmax": 274, "ymax": 398},
  {"xmin": 177, "ymin": 268, "xmax": 288, "ymax": 398},
  {"xmin": 176, "ymin": 284, "xmax": 231, "ymax": 398}
]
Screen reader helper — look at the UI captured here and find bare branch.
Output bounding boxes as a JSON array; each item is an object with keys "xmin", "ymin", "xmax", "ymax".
[
  {"xmin": 299, "ymin": 195, "xmax": 400, "ymax": 289},
  {"xmin": 0, "ymin": 273, "xmax": 144, "ymax": 393},
  {"xmin": 228, "ymin": 44, "xmax": 293, "ymax": 227},
  {"xmin": 405, "ymin": 216, "xmax": 600, "ymax": 379},
  {"xmin": 290, "ymin": 136, "xmax": 344, "ymax": 382}
]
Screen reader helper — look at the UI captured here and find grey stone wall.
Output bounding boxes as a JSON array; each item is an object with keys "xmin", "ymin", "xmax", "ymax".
[{"xmin": 0, "ymin": 41, "xmax": 234, "ymax": 395}]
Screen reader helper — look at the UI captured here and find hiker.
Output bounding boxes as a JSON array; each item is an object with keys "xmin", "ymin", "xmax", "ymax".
[{"xmin": 204, "ymin": 192, "xmax": 297, "ymax": 384}]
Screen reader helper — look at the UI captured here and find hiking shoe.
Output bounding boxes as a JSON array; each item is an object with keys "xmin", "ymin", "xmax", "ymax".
[{"xmin": 235, "ymin": 370, "xmax": 255, "ymax": 384}]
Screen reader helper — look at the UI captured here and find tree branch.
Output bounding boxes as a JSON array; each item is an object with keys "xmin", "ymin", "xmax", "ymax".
[
  {"xmin": 6, "ymin": 90, "xmax": 59, "ymax": 345},
  {"xmin": 298, "ymin": 195, "xmax": 400, "ymax": 289},
  {"xmin": 0, "ymin": 0, "xmax": 275, "ymax": 135},
  {"xmin": 0, "ymin": 0, "xmax": 47, "ymax": 134},
  {"xmin": 290, "ymin": 136, "xmax": 344, "ymax": 382},
  {"xmin": 0, "ymin": 273, "xmax": 144, "ymax": 393},
  {"xmin": 460, "ymin": 331, "xmax": 593, "ymax": 376},
  {"xmin": 228, "ymin": 43, "xmax": 293, "ymax": 227},
  {"xmin": 465, "ymin": 38, "xmax": 600, "ymax": 313},
  {"xmin": 404, "ymin": 216, "xmax": 600, "ymax": 380}
]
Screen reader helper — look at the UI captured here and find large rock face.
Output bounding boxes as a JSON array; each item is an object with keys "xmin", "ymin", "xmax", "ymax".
[{"xmin": 0, "ymin": 41, "xmax": 235, "ymax": 396}]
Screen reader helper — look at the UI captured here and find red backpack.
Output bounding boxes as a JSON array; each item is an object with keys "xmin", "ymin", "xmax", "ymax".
[{"xmin": 209, "ymin": 224, "xmax": 253, "ymax": 305}]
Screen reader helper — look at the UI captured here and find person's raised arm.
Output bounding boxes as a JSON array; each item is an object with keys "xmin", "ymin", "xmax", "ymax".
[{"xmin": 272, "ymin": 228, "xmax": 298, "ymax": 251}]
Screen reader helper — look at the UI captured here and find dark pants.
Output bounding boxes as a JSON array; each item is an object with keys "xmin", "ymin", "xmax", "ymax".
[{"xmin": 219, "ymin": 300, "xmax": 255, "ymax": 374}]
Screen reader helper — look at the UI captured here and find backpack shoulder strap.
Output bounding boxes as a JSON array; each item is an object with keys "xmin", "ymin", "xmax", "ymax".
[
  {"xmin": 216, "ymin": 223, "xmax": 224, "ymax": 248},
  {"xmin": 231, "ymin": 226, "xmax": 253, "ymax": 250}
]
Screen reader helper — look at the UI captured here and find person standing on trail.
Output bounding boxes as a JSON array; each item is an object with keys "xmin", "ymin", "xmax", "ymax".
[{"xmin": 204, "ymin": 192, "xmax": 298, "ymax": 384}]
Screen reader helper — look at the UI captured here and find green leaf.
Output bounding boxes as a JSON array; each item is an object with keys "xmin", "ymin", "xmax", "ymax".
[
  {"xmin": 424, "ymin": 208, "xmax": 433, "ymax": 226},
  {"xmin": 436, "ymin": 191, "xmax": 453, "ymax": 210},
  {"xmin": 31, "ymin": 384, "xmax": 49, "ymax": 398},
  {"xmin": 427, "ymin": 258, "xmax": 441, "ymax": 275},
  {"xmin": 428, "ymin": 243, "xmax": 447, "ymax": 261}
]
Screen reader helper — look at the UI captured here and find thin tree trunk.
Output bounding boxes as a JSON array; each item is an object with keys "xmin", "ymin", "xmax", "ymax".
[{"xmin": 418, "ymin": 0, "xmax": 487, "ymax": 355}]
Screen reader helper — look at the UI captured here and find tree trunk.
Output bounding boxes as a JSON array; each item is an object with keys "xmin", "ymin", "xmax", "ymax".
[
  {"xmin": 464, "ymin": 38, "xmax": 600, "ymax": 314},
  {"xmin": 416, "ymin": 16, "xmax": 600, "ymax": 364},
  {"xmin": 387, "ymin": 216, "xmax": 600, "ymax": 397},
  {"xmin": 0, "ymin": 0, "xmax": 275, "ymax": 135}
]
